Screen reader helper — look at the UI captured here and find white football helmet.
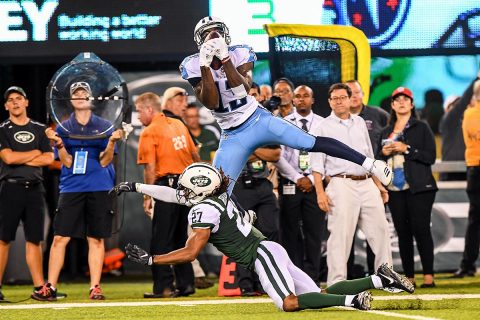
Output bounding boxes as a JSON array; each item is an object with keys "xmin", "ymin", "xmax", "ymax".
[
  {"xmin": 177, "ymin": 163, "xmax": 222, "ymax": 205},
  {"xmin": 193, "ymin": 16, "xmax": 231, "ymax": 48}
]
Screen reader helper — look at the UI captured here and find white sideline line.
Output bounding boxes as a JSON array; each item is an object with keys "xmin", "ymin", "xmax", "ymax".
[
  {"xmin": 2, "ymin": 293, "xmax": 480, "ymax": 310},
  {"xmin": 366, "ymin": 310, "xmax": 441, "ymax": 320}
]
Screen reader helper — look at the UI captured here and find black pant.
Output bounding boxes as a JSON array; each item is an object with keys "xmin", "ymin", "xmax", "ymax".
[
  {"xmin": 279, "ymin": 179, "xmax": 325, "ymax": 283},
  {"xmin": 151, "ymin": 177, "xmax": 194, "ymax": 294},
  {"xmin": 460, "ymin": 166, "xmax": 480, "ymax": 271},
  {"xmin": 233, "ymin": 178, "xmax": 280, "ymax": 290},
  {"xmin": 388, "ymin": 189, "xmax": 436, "ymax": 277}
]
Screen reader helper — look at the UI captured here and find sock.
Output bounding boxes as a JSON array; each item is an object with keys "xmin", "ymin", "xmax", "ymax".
[
  {"xmin": 297, "ymin": 292, "xmax": 346, "ymax": 310},
  {"xmin": 326, "ymin": 277, "xmax": 375, "ymax": 295},
  {"xmin": 344, "ymin": 295, "xmax": 355, "ymax": 306},
  {"xmin": 361, "ymin": 157, "xmax": 374, "ymax": 171},
  {"xmin": 50, "ymin": 285, "xmax": 56, "ymax": 291},
  {"xmin": 309, "ymin": 136, "xmax": 366, "ymax": 165},
  {"xmin": 371, "ymin": 275, "xmax": 383, "ymax": 289}
]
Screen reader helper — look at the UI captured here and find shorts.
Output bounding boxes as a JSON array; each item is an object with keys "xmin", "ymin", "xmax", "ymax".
[
  {"xmin": 54, "ymin": 191, "xmax": 114, "ymax": 239},
  {"xmin": 0, "ymin": 180, "xmax": 46, "ymax": 243}
]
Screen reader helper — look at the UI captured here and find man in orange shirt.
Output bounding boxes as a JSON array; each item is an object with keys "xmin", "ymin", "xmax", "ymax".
[
  {"xmin": 135, "ymin": 92, "xmax": 199, "ymax": 298},
  {"xmin": 454, "ymin": 79, "xmax": 480, "ymax": 278}
]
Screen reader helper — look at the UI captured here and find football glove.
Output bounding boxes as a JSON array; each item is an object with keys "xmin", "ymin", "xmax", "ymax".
[
  {"xmin": 109, "ymin": 181, "xmax": 137, "ymax": 196},
  {"xmin": 199, "ymin": 41, "xmax": 216, "ymax": 67},
  {"xmin": 208, "ymin": 37, "xmax": 229, "ymax": 61},
  {"xmin": 125, "ymin": 243, "xmax": 153, "ymax": 266}
]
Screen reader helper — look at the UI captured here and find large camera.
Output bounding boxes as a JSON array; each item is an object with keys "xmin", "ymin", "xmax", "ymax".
[{"xmin": 263, "ymin": 95, "xmax": 281, "ymax": 112}]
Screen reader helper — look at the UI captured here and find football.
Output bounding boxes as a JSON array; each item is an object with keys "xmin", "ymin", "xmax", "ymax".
[{"xmin": 204, "ymin": 31, "xmax": 223, "ymax": 70}]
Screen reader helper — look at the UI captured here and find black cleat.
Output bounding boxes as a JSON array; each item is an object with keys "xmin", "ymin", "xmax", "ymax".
[
  {"xmin": 352, "ymin": 291, "xmax": 372, "ymax": 310},
  {"xmin": 376, "ymin": 263, "xmax": 415, "ymax": 294}
]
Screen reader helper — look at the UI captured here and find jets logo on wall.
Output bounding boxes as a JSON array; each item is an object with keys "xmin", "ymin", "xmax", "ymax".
[
  {"xmin": 14, "ymin": 131, "xmax": 35, "ymax": 144},
  {"xmin": 344, "ymin": 0, "xmax": 411, "ymax": 47}
]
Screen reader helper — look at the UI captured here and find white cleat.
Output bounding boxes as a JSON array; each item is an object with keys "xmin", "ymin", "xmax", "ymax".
[{"xmin": 370, "ymin": 160, "xmax": 393, "ymax": 186}]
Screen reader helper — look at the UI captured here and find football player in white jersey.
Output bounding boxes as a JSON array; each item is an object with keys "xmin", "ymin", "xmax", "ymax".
[
  {"xmin": 180, "ymin": 17, "xmax": 393, "ymax": 193},
  {"xmin": 110, "ymin": 163, "xmax": 414, "ymax": 312}
]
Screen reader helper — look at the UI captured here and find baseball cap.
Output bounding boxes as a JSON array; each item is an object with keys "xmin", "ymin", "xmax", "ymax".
[
  {"xmin": 161, "ymin": 87, "xmax": 188, "ymax": 108},
  {"xmin": 391, "ymin": 87, "xmax": 413, "ymax": 100},
  {"xmin": 70, "ymin": 82, "xmax": 92, "ymax": 96},
  {"xmin": 4, "ymin": 86, "xmax": 27, "ymax": 101}
]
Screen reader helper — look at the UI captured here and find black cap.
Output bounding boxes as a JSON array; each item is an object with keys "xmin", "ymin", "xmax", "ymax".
[{"xmin": 4, "ymin": 86, "xmax": 27, "ymax": 101}]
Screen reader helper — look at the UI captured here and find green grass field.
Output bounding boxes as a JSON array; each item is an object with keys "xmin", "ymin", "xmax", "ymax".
[{"xmin": 1, "ymin": 274, "xmax": 480, "ymax": 320}]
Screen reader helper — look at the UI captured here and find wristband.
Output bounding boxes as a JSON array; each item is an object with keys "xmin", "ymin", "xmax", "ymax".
[{"xmin": 221, "ymin": 56, "xmax": 231, "ymax": 64}]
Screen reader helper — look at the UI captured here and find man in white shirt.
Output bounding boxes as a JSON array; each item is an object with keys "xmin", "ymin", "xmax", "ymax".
[
  {"xmin": 275, "ymin": 85, "xmax": 325, "ymax": 283},
  {"xmin": 311, "ymin": 83, "xmax": 392, "ymax": 286}
]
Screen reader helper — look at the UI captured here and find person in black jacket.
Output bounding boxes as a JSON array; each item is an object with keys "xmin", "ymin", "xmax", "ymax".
[{"xmin": 378, "ymin": 87, "xmax": 437, "ymax": 288}]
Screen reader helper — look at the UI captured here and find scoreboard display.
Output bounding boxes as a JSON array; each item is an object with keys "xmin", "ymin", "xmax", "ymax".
[{"xmin": 210, "ymin": 0, "xmax": 480, "ymax": 55}]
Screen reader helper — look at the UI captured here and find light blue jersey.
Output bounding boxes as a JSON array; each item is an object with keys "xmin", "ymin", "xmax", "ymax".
[{"xmin": 180, "ymin": 45, "xmax": 318, "ymax": 193}]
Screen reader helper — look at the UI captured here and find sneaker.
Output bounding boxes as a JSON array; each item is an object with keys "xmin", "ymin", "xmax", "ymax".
[
  {"xmin": 0, "ymin": 288, "xmax": 4, "ymax": 301},
  {"xmin": 31, "ymin": 283, "xmax": 57, "ymax": 302},
  {"xmin": 89, "ymin": 285, "xmax": 105, "ymax": 300},
  {"xmin": 194, "ymin": 277, "xmax": 214, "ymax": 289},
  {"xmin": 370, "ymin": 160, "xmax": 393, "ymax": 186},
  {"xmin": 376, "ymin": 263, "xmax": 415, "ymax": 294},
  {"xmin": 352, "ymin": 291, "xmax": 372, "ymax": 310}
]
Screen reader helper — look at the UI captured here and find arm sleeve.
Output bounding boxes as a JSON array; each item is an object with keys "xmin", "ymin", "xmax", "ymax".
[{"xmin": 136, "ymin": 184, "xmax": 182, "ymax": 204}]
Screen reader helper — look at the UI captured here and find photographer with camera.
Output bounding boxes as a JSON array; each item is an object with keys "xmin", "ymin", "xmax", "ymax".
[{"xmin": 270, "ymin": 78, "xmax": 296, "ymax": 118}]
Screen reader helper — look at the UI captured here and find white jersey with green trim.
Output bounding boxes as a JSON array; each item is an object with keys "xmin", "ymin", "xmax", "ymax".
[
  {"xmin": 188, "ymin": 192, "xmax": 266, "ymax": 269},
  {"xmin": 179, "ymin": 45, "xmax": 259, "ymax": 130}
]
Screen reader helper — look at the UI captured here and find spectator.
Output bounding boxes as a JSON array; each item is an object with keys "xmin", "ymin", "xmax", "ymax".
[
  {"xmin": 39, "ymin": 82, "xmax": 124, "ymax": 301},
  {"xmin": 233, "ymin": 145, "xmax": 281, "ymax": 296},
  {"xmin": 275, "ymin": 85, "xmax": 325, "ymax": 284},
  {"xmin": 260, "ymin": 84, "xmax": 273, "ymax": 101},
  {"xmin": 439, "ymin": 73, "xmax": 480, "ymax": 181},
  {"xmin": 311, "ymin": 83, "xmax": 392, "ymax": 286},
  {"xmin": 346, "ymin": 80, "xmax": 389, "ymax": 157},
  {"xmin": 184, "ymin": 104, "xmax": 219, "ymax": 162},
  {"xmin": 0, "ymin": 86, "xmax": 54, "ymax": 301},
  {"xmin": 452, "ymin": 79, "xmax": 480, "ymax": 278},
  {"xmin": 346, "ymin": 80, "xmax": 390, "ymax": 276},
  {"xmin": 421, "ymin": 89, "xmax": 444, "ymax": 135},
  {"xmin": 135, "ymin": 92, "xmax": 198, "ymax": 298},
  {"xmin": 161, "ymin": 87, "xmax": 189, "ymax": 120},
  {"xmin": 378, "ymin": 87, "xmax": 437, "ymax": 287},
  {"xmin": 273, "ymin": 78, "xmax": 296, "ymax": 118},
  {"xmin": 249, "ymin": 82, "xmax": 265, "ymax": 104}
]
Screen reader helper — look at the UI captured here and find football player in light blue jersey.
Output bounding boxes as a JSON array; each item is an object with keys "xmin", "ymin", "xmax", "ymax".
[
  {"xmin": 110, "ymin": 163, "xmax": 414, "ymax": 312},
  {"xmin": 179, "ymin": 16, "xmax": 393, "ymax": 193}
]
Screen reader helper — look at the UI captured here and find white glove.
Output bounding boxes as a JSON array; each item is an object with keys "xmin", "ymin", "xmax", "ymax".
[
  {"xmin": 208, "ymin": 37, "xmax": 229, "ymax": 60},
  {"xmin": 199, "ymin": 41, "xmax": 216, "ymax": 67}
]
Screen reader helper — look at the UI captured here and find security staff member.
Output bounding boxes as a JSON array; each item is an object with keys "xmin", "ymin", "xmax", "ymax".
[
  {"xmin": 0, "ymin": 86, "xmax": 53, "ymax": 301},
  {"xmin": 233, "ymin": 145, "xmax": 281, "ymax": 295},
  {"xmin": 135, "ymin": 92, "xmax": 199, "ymax": 298},
  {"xmin": 275, "ymin": 85, "xmax": 325, "ymax": 284}
]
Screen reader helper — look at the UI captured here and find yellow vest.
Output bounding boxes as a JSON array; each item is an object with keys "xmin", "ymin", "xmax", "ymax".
[{"xmin": 462, "ymin": 102, "xmax": 480, "ymax": 166}]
